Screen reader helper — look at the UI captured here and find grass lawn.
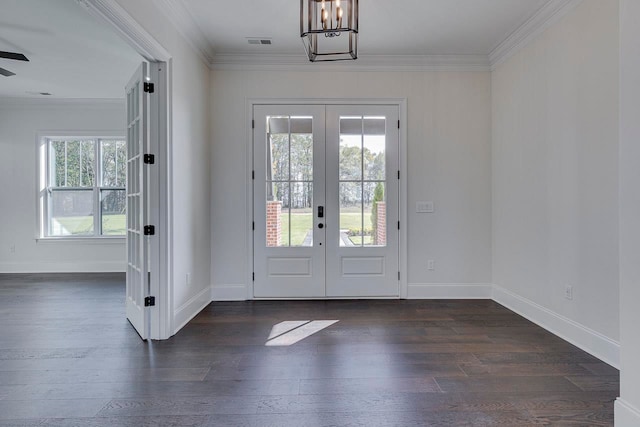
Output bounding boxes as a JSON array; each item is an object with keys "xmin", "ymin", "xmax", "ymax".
[
  {"xmin": 54, "ymin": 214, "xmax": 125, "ymax": 236},
  {"xmin": 279, "ymin": 210, "xmax": 374, "ymax": 246}
]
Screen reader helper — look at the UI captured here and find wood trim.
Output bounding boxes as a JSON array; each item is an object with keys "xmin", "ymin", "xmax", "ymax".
[
  {"xmin": 212, "ymin": 54, "xmax": 490, "ymax": 72},
  {"xmin": 489, "ymin": 0, "xmax": 584, "ymax": 69},
  {"xmin": 493, "ymin": 284, "xmax": 620, "ymax": 368},
  {"xmin": 78, "ymin": 0, "xmax": 171, "ymax": 61}
]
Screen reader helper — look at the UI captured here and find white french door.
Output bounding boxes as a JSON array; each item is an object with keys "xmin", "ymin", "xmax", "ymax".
[
  {"xmin": 253, "ymin": 104, "xmax": 399, "ymax": 298},
  {"xmin": 125, "ymin": 62, "xmax": 150, "ymax": 338}
]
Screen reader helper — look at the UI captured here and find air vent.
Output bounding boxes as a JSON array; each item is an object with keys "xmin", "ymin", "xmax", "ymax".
[{"xmin": 247, "ymin": 38, "xmax": 272, "ymax": 45}]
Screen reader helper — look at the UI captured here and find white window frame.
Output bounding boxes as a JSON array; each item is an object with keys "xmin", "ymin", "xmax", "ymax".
[{"xmin": 37, "ymin": 131, "xmax": 126, "ymax": 241}]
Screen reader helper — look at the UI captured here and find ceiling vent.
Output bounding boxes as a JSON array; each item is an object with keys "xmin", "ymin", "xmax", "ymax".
[{"xmin": 247, "ymin": 38, "xmax": 272, "ymax": 45}]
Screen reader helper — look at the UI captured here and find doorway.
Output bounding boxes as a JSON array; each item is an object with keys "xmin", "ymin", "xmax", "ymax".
[{"xmin": 253, "ymin": 104, "xmax": 400, "ymax": 298}]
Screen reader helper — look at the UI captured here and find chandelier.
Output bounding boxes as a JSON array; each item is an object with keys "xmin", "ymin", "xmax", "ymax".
[{"xmin": 300, "ymin": 0, "xmax": 359, "ymax": 62}]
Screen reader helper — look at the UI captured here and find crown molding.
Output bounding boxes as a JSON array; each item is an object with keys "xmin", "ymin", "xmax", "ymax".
[
  {"xmin": 85, "ymin": 0, "xmax": 582, "ymax": 73},
  {"xmin": 489, "ymin": 0, "xmax": 583, "ymax": 69},
  {"xmin": 76, "ymin": 0, "xmax": 170, "ymax": 61},
  {"xmin": 154, "ymin": 0, "xmax": 214, "ymax": 65},
  {"xmin": 211, "ymin": 54, "xmax": 490, "ymax": 72},
  {"xmin": 0, "ymin": 97, "xmax": 124, "ymax": 109}
]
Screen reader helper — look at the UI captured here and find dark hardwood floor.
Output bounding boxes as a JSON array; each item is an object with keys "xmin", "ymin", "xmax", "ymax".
[{"xmin": 0, "ymin": 274, "xmax": 618, "ymax": 426}]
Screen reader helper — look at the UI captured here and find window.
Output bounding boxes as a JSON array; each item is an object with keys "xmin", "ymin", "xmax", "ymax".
[{"xmin": 40, "ymin": 137, "xmax": 126, "ymax": 238}]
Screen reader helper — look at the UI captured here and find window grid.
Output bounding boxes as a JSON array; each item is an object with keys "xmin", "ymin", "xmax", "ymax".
[
  {"xmin": 44, "ymin": 137, "xmax": 126, "ymax": 238},
  {"xmin": 339, "ymin": 116, "xmax": 386, "ymax": 247},
  {"xmin": 265, "ymin": 115, "xmax": 314, "ymax": 247}
]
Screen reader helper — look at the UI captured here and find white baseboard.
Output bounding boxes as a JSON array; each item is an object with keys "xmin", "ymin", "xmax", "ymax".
[
  {"xmin": 0, "ymin": 261, "xmax": 125, "ymax": 273},
  {"xmin": 211, "ymin": 284, "xmax": 248, "ymax": 301},
  {"xmin": 615, "ymin": 398, "xmax": 640, "ymax": 427},
  {"xmin": 173, "ymin": 285, "xmax": 213, "ymax": 334},
  {"xmin": 492, "ymin": 285, "xmax": 620, "ymax": 368},
  {"xmin": 407, "ymin": 283, "xmax": 493, "ymax": 299}
]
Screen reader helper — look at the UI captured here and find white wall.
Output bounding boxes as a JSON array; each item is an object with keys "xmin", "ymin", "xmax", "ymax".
[
  {"xmin": 492, "ymin": 0, "xmax": 620, "ymax": 363},
  {"xmin": 210, "ymin": 70, "xmax": 492, "ymax": 298},
  {"xmin": 616, "ymin": 0, "xmax": 640, "ymax": 424},
  {"xmin": 0, "ymin": 100, "xmax": 126, "ymax": 272},
  {"xmin": 113, "ymin": 0, "xmax": 212, "ymax": 333}
]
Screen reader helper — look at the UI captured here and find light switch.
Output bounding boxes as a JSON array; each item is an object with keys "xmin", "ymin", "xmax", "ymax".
[{"xmin": 416, "ymin": 201, "xmax": 434, "ymax": 213}]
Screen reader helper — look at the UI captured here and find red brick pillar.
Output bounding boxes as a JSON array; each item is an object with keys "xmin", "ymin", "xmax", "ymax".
[
  {"xmin": 376, "ymin": 201, "xmax": 386, "ymax": 246},
  {"xmin": 266, "ymin": 201, "xmax": 282, "ymax": 247}
]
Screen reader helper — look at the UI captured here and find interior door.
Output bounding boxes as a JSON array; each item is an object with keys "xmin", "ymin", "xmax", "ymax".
[
  {"xmin": 253, "ymin": 106, "xmax": 326, "ymax": 298},
  {"xmin": 125, "ymin": 62, "xmax": 150, "ymax": 338},
  {"xmin": 253, "ymin": 104, "xmax": 399, "ymax": 298}
]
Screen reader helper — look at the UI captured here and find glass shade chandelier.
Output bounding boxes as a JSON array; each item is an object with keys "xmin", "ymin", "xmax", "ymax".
[{"xmin": 300, "ymin": 0, "xmax": 358, "ymax": 62}]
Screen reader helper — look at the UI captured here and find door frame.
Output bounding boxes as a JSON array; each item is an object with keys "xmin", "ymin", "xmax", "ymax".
[
  {"xmin": 246, "ymin": 98, "xmax": 408, "ymax": 299},
  {"xmin": 81, "ymin": 0, "xmax": 173, "ymax": 339}
]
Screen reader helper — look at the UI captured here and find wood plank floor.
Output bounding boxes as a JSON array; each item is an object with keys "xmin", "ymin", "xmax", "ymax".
[{"xmin": 0, "ymin": 274, "xmax": 618, "ymax": 426}]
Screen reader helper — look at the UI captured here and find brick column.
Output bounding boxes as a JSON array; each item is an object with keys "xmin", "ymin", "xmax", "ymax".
[
  {"xmin": 266, "ymin": 201, "xmax": 282, "ymax": 247},
  {"xmin": 376, "ymin": 201, "xmax": 386, "ymax": 246}
]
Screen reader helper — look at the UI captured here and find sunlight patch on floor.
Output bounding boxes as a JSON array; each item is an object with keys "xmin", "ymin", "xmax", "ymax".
[{"xmin": 265, "ymin": 320, "xmax": 339, "ymax": 346}]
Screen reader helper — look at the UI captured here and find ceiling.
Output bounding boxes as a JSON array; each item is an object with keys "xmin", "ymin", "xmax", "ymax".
[
  {"xmin": 0, "ymin": 0, "xmax": 557, "ymax": 99},
  {"xmin": 180, "ymin": 0, "xmax": 550, "ymax": 56},
  {"xmin": 0, "ymin": 0, "xmax": 140, "ymax": 99}
]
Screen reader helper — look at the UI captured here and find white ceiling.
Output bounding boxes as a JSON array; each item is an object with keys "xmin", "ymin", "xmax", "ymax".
[
  {"xmin": 0, "ymin": 0, "xmax": 140, "ymax": 99},
  {"xmin": 180, "ymin": 0, "xmax": 550, "ymax": 56},
  {"xmin": 0, "ymin": 0, "xmax": 557, "ymax": 99}
]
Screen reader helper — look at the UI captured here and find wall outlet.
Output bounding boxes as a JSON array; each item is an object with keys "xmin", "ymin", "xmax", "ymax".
[
  {"xmin": 427, "ymin": 259, "xmax": 435, "ymax": 270},
  {"xmin": 564, "ymin": 285, "xmax": 573, "ymax": 300}
]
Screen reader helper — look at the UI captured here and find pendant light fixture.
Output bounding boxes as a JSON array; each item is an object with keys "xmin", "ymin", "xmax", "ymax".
[{"xmin": 300, "ymin": 0, "xmax": 358, "ymax": 62}]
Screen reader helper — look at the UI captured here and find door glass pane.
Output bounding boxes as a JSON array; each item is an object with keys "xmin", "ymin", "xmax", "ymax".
[
  {"xmin": 267, "ymin": 116, "xmax": 289, "ymax": 181},
  {"xmin": 101, "ymin": 189, "xmax": 126, "ymax": 235},
  {"xmin": 339, "ymin": 117, "xmax": 362, "ymax": 180},
  {"xmin": 338, "ymin": 115, "xmax": 388, "ymax": 247},
  {"xmin": 49, "ymin": 190, "xmax": 94, "ymax": 236},
  {"xmin": 267, "ymin": 182, "xmax": 289, "ymax": 247},
  {"xmin": 290, "ymin": 119, "xmax": 313, "ymax": 180},
  {"xmin": 266, "ymin": 115, "xmax": 314, "ymax": 248},
  {"xmin": 364, "ymin": 117, "xmax": 386, "ymax": 180},
  {"xmin": 339, "ymin": 182, "xmax": 362, "ymax": 247},
  {"xmin": 291, "ymin": 182, "xmax": 313, "ymax": 247},
  {"xmin": 364, "ymin": 182, "xmax": 386, "ymax": 246}
]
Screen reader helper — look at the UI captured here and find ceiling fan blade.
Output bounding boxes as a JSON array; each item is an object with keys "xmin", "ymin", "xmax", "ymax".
[
  {"xmin": 0, "ymin": 51, "xmax": 29, "ymax": 61},
  {"xmin": 0, "ymin": 67, "xmax": 16, "ymax": 77}
]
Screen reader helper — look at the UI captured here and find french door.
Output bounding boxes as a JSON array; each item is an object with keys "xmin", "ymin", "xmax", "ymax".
[
  {"xmin": 253, "ymin": 104, "xmax": 399, "ymax": 298},
  {"xmin": 125, "ymin": 62, "xmax": 150, "ymax": 338}
]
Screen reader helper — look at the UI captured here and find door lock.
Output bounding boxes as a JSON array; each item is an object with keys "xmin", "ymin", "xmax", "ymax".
[
  {"xmin": 317, "ymin": 206, "xmax": 324, "ymax": 218},
  {"xmin": 318, "ymin": 223, "xmax": 324, "ymax": 229}
]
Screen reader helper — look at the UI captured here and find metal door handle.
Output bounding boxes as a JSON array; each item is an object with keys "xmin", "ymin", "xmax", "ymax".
[{"xmin": 317, "ymin": 206, "xmax": 324, "ymax": 218}]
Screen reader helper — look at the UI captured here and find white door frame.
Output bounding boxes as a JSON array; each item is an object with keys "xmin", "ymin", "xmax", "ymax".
[
  {"xmin": 247, "ymin": 98, "xmax": 408, "ymax": 299},
  {"xmin": 81, "ymin": 0, "xmax": 173, "ymax": 339}
]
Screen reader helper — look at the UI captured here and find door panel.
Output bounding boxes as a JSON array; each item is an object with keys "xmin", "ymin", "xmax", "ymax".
[
  {"xmin": 253, "ymin": 104, "xmax": 399, "ymax": 298},
  {"xmin": 253, "ymin": 106, "xmax": 326, "ymax": 298},
  {"xmin": 325, "ymin": 106, "xmax": 399, "ymax": 297},
  {"xmin": 125, "ymin": 62, "xmax": 149, "ymax": 338}
]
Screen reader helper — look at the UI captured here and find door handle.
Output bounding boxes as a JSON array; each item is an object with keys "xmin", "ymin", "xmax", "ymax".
[{"xmin": 317, "ymin": 206, "xmax": 324, "ymax": 218}]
